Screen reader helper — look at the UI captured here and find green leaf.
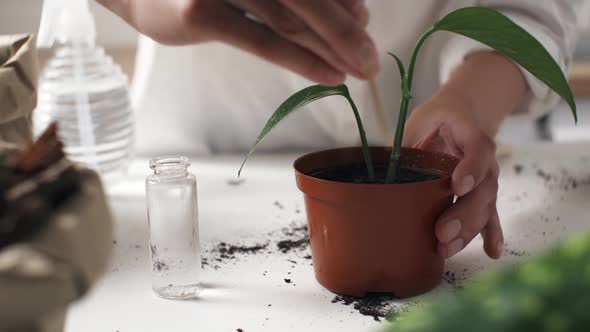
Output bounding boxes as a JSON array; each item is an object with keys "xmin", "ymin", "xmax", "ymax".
[
  {"xmin": 387, "ymin": 52, "xmax": 406, "ymax": 80},
  {"xmin": 385, "ymin": 52, "xmax": 410, "ymax": 183},
  {"xmin": 238, "ymin": 84, "xmax": 375, "ymax": 180},
  {"xmin": 387, "ymin": 52, "xmax": 411, "ymax": 100},
  {"xmin": 432, "ymin": 6, "xmax": 577, "ymax": 122}
]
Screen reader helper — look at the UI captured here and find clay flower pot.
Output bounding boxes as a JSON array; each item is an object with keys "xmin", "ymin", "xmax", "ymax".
[{"xmin": 294, "ymin": 147, "xmax": 459, "ymax": 297}]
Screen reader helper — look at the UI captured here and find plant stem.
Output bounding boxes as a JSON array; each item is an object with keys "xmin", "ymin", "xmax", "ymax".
[
  {"xmin": 345, "ymin": 94, "xmax": 375, "ymax": 181},
  {"xmin": 385, "ymin": 95, "xmax": 409, "ymax": 182},
  {"xmin": 385, "ymin": 28, "xmax": 435, "ymax": 184}
]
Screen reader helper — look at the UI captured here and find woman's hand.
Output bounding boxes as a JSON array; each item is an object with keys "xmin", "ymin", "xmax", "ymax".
[
  {"xmin": 403, "ymin": 51, "xmax": 529, "ymax": 259},
  {"xmin": 404, "ymin": 92, "xmax": 503, "ymax": 259},
  {"xmin": 98, "ymin": 0, "xmax": 379, "ymax": 85}
]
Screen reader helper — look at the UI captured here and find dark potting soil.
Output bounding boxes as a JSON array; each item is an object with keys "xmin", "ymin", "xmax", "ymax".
[
  {"xmin": 531, "ymin": 164, "xmax": 590, "ymax": 191},
  {"xmin": 310, "ymin": 163, "xmax": 440, "ymax": 184},
  {"xmin": 277, "ymin": 224, "xmax": 310, "ymax": 254},
  {"xmin": 331, "ymin": 293, "xmax": 417, "ymax": 322},
  {"xmin": 202, "ymin": 221, "xmax": 311, "ymax": 269},
  {"xmin": 504, "ymin": 244, "xmax": 529, "ymax": 257},
  {"xmin": 329, "ymin": 270, "xmax": 469, "ymax": 321},
  {"xmin": 277, "ymin": 237, "xmax": 309, "ymax": 253},
  {"xmin": 218, "ymin": 242, "xmax": 268, "ymax": 256},
  {"xmin": 443, "ymin": 270, "xmax": 468, "ymax": 289}
]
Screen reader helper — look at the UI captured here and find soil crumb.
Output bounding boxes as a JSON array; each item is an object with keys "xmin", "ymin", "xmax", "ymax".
[
  {"xmin": 536, "ymin": 169, "xmax": 552, "ymax": 182},
  {"xmin": 153, "ymin": 259, "xmax": 168, "ymax": 272},
  {"xmin": 222, "ymin": 242, "xmax": 268, "ymax": 255},
  {"xmin": 277, "ymin": 237, "xmax": 309, "ymax": 253},
  {"xmin": 331, "ymin": 293, "xmax": 417, "ymax": 322},
  {"xmin": 277, "ymin": 224, "xmax": 310, "ymax": 254},
  {"xmin": 532, "ymin": 165, "xmax": 590, "ymax": 192},
  {"xmin": 513, "ymin": 164, "xmax": 523, "ymax": 175},
  {"xmin": 443, "ymin": 270, "xmax": 467, "ymax": 289},
  {"xmin": 504, "ymin": 246, "xmax": 528, "ymax": 257}
]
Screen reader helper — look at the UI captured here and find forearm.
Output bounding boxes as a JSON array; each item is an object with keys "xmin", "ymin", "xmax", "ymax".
[
  {"xmin": 97, "ymin": 0, "xmax": 193, "ymax": 44},
  {"xmin": 434, "ymin": 51, "xmax": 528, "ymax": 137}
]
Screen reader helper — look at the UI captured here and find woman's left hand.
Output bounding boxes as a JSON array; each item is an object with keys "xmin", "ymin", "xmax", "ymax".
[{"xmin": 403, "ymin": 90, "xmax": 504, "ymax": 260}]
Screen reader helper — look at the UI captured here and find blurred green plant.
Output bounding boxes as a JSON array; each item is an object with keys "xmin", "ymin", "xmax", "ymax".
[
  {"xmin": 239, "ymin": 7, "xmax": 576, "ymax": 183},
  {"xmin": 385, "ymin": 234, "xmax": 590, "ymax": 331}
]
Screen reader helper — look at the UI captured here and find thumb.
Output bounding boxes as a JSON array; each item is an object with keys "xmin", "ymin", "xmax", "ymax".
[{"xmin": 444, "ymin": 125, "xmax": 497, "ymax": 197}]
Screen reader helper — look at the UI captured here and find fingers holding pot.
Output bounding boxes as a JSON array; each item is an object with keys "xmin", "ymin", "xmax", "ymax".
[
  {"xmin": 435, "ymin": 170, "xmax": 502, "ymax": 259},
  {"xmin": 482, "ymin": 208, "xmax": 504, "ymax": 259}
]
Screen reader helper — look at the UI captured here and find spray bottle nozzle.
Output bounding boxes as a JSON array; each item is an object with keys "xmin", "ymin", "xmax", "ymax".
[{"xmin": 38, "ymin": 0, "xmax": 96, "ymax": 48}]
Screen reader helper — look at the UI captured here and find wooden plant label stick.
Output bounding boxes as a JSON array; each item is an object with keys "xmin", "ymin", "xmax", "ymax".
[{"xmin": 368, "ymin": 77, "xmax": 392, "ymax": 142}]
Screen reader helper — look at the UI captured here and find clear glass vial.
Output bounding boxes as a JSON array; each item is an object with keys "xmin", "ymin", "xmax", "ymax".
[{"xmin": 146, "ymin": 156, "xmax": 202, "ymax": 299}]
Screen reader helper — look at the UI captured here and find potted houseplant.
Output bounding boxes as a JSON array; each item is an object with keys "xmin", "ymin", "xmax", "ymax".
[{"xmin": 239, "ymin": 7, "xmax": 577, "ymax": 297}]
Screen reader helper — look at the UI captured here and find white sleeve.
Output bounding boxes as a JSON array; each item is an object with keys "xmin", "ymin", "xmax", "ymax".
[{"xmin": 439, "ymin": 0, "xmax": 582, "ymax": 116}]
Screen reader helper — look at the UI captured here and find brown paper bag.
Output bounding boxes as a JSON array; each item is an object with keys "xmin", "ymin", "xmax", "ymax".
[
  {"xmin": 0, "ymin": 35, "xmax": 114, "ymax": 332},
  {"xmin": 0, "ymin": 34, "xmax": 37, "ymax": 149}
]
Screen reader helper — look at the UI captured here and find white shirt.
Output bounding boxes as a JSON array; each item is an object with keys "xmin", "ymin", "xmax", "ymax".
[{"xmin": 131, "ymin": 0, "xmax": 581, "ymax": 157}]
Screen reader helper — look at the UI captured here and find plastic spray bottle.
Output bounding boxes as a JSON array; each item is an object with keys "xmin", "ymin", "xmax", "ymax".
[{"xmin": 35, "ymin": 0, "xmax": 134, "ymax": 179}]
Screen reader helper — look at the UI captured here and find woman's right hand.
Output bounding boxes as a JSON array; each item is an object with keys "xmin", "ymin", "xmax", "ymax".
[{"xmin": 98, "ymin": 0, "xmax": 379, "ymax": 85}]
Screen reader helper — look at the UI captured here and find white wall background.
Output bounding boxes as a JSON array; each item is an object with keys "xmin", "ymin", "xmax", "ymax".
[{"xmin": 0, "ymin": 0, "xmax": 138, "ymax": 48}]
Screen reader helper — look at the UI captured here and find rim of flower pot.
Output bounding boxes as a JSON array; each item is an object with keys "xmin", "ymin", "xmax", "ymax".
[{"xmin": 293, "ymin": 146, "xmax": 459, "ymax": 189}]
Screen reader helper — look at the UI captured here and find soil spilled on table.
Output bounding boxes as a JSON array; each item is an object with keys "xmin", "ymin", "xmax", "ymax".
[
  {"xmin": 310, "ymin": 163, "xmax": 440, "ymax": 184},
  {"xmin": 530, "ymin": 164, "xmax": 590, "ymax": 191},
  {"xmin": 202, "ymin": 220, "xmax": 311, "ymax": 270},
  {"xmin": 513, "ymin": 162, "xmax": 590, "ymax": 193},
  {"xmin": 276, "ymin": 224, "xmax": 309, "ymax": 254},
  {"xmin": 331, "ymin": 293, "xmax": 418, "ymax": 322},
  {"xmin": 442, "ymin": 270, "xmax": 468, "ymax": 289},
  {"xmin": 218, "ymin": 242, "xmax": 268, "ymax": 257},
  {"xmin": 503, "ymin": 244, "xmax": 529, "ymax": 257}
]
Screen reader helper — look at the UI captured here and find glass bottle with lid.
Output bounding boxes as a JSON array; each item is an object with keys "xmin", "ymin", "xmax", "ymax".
[{"xmin": 146, "ymin": 156, "xmax": 201, "ymax": 299}]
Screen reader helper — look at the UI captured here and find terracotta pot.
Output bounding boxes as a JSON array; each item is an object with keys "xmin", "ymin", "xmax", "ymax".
[{"xmin": 294, "ymin": 147, "xmax": 459, "ymax": 297}]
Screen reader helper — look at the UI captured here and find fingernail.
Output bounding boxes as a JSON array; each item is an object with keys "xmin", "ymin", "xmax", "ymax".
[
  {"xmin": 361, "ymin": 9, "xmax": 370, "ymax": 28},
  {"xmin": 496, "ymin": 238, "xmax": 504, "ymax": 258},
  {"xmin": 440, "ymin": 219, "xmax": 462, "ymax": 242},
  {"xmin": 457, "ymin": 175, "xmax": 475, "ymax": 196},
  {"xmin": 447, "ymin": 238, "xmax": 464, "ymax": 258},
  {"xmin": 352, "ymin": 1, "xmax": 370, "ymax": 26},
  {"xmin": 358, "ymin": 40, "xmax": 379, "ymax": 76}
]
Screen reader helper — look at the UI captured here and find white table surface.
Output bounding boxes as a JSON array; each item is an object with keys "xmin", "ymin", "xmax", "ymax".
[{"xmin": 65, "ymin": 143, "xmax": 590, "ymax": 332}]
